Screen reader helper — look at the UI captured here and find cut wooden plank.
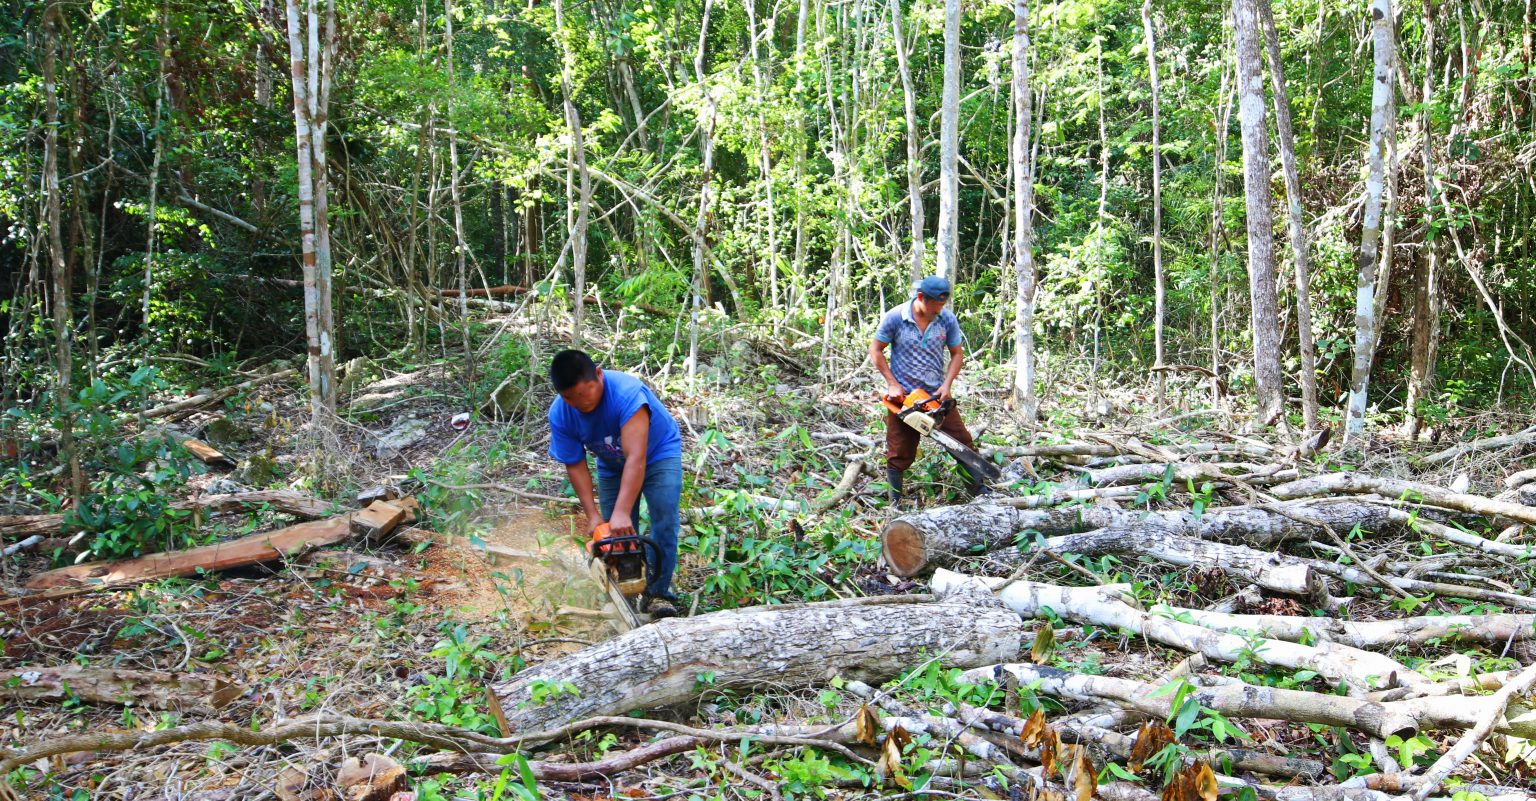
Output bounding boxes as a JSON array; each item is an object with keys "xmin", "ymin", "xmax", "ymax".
[
  {"xmin": 0, "ymin": 665, "xmax": 241, "ymax": 712},
  {"xmin": 357, "ymin": 485, "xmax": 398, "ymax": 506},
  {"xmin": 181, "ymin": 439, "xmax": 236, "ymax": 468},
  {"xmin": 350, "ymin": 501, "xmax": 405, "ymax": 544},
  {"xmin": 390, "ymin": 495, "xmax": 421, "ymax": 524},
  {"xmin": 1, "ymin": 490, "xmax": 336, "ymax": 540},
  {"xmin": 23, "ymin": 516, "xmax": 354, "ymax": 589}
]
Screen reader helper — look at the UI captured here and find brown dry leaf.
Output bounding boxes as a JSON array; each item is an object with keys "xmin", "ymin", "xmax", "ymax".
[
  {"xmin": 1159, "ymin": 769, "xmax": 1189, "ymax": 801},
  {"xmin": 854, "ymin": 703, "xmax": 880, "ymax": 747},
  {"xmin": 1040, "ymin": 727, "xmax": 1060, "ymax": 777},
  {"xmin": 876, "ymin": 725, "xmax": 914, "ymax": 790},
  {"xmin": 1190, "ymin": 762, "xmax": 1218, "ymax": 801},
  {"xmin": 1031, "ymin": 622, "xmax": 1057, "ymax": 664},
  {"xmin": 1021, "ymin": 708, "xmax": 1048, "ymax": 748},
  {"xmin": 1129, "ymin": 720, "xmax": 1176, "ymax": 772},
  {"xmin": 1071, "ymin": 748, "xmax": 1097, "ymax": 801},
  {"xmin": 275, "ymin": 767, "xmax": 308, "ymax": 801}
]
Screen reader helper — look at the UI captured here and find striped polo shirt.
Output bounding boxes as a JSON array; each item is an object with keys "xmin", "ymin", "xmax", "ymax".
[{"xmin": 874, "ymin": 299, "xmax": 963, "ymax": 393}]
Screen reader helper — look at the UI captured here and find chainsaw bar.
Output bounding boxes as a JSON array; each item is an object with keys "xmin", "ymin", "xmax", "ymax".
[{"xmin": 930, "ymin": 429, "xmax": 1003, "ymax": 483}]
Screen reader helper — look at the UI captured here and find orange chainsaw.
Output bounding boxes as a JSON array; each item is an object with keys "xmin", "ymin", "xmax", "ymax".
[
  {"xmin": 881, "ymin": 388, "xmax": 1002, "ymax": 484},
  {"xmin": 587, "ymin": 522, "xmax": 658, "ymax": 629}
]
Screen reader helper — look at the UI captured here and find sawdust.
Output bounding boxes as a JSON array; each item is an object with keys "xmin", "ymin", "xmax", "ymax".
[{"xmin": 413, "ymin": 505, "xmax": 613, "ymax": 640}]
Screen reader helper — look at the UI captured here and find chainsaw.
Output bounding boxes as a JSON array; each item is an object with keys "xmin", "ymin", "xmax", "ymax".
[
  {"xmin": 881, "ymin": 388, "xmax": 1002, "ymax": 484},
  {"xmin": 587, "ymin": 522, "xmax": 659, "ymax": 630}
]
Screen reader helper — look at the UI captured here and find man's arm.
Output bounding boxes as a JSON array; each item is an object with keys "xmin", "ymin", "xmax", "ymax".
[
  {"xmin": 870, "ymin": 339, "xmax": 905, "ymax": 400},
  {"xmin": 937, "ymin": 344, "xmax": 964, "ymax": 402},
  {"xmin": 564, "ymin": 460, "xmax": 604, "ymax": 534},
  {"xmin": 606, "ymin": 406, "xmax": 652, "ymax": 536}
]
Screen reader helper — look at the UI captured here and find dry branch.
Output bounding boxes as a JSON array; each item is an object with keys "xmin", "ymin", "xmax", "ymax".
[
  {"xmin": 1082, "ymin": 462, "xmax": 1295, "ymax": 488},
  {"xmin": 931, "ymin": 570, "xmax": 1420, "ymax": 690},
  {"xmin": 957, "ymin": 663, "xmax": 1536, "ymax": 741},
  {"xmin": 1408, "ymin": 660, "xmax": 1536, "ymax": 800},
  {"xmin": 1, "ymin": 489, "xmax": 337, "ymax": 540},
  {"xmin": 143, "ymin": 368, "xmax": 298, "ymax": 419},
  {"xmin": 1423, "ymin": 425, "xmax": 1536, "ymax": 466},
  {"xmin": 1271, "ymin": 472, "xmax": 1536, "ymax": 527},
  {"xmin": 492, "ymin": 579, "xmax": 1022, "ymax": 732}
]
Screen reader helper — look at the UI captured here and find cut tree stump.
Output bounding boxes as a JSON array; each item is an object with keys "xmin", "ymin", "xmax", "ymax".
[
  {"xmin": 492, "ymin": 580, "xmax": 1023, "ymax": 733},
  {"xmin": 24, "ymin": 516, "xmax": 355, "ymax": 589},
  {"xmin": 181, "ymin": 439, "xmax": 236, "ymax": 468},
  {"xmin": 881, "ymin": 500, "xmax": 1394, "ymax": 576},
  {"xmin": 0, "ymin": 666, "xmax": 241, "ymax": 712}
]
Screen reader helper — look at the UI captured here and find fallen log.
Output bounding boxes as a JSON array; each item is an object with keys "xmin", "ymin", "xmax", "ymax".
[
  {"xmin": 882, "ymin": 499, "xmax": 1394, "ymax": 576},
  {"xmin": 978, "ymin": 526, "xmax": 1323, "ymax": 597},
  {"xmin": 144, "ymin": 368, "xmax": 298, "ymax": 420},
  {"xmin": 1422, "ymin": 425, "xmax": 1536, "ymax": 466},
  {"xmin": 957, "ymin": 663, "xmax": 1536, "ymax": 741},
  {"xmin": 0, "ymin": 665, "xmax": 241, "ymax": 712},
  {"xmin": 1162, "ymin": 606, "xmax": 1535, "ymax": 651},
  {"xmin": 490, "ymin": 579, "xmax": 1023, "ymax": 733},
  {"xmin": 1272, "ymin": 472, "xmax": 1536, "ymax": 527},
  {"xmin": 1081, "ymin": 462, "xmax": 1295, "ymax": 488},
  {"xmin": 24, "ymin": 514, "xmax": 367, "ymax": 589},
  {"xmin": 1, "ymin": 490, "xmax": 337, "ymax": 540},
  {"xmin": 1505, "ymin": 467, "xmax": 1536, "ymax": 490},
  {"xmin": 931, "ymin": 570, "xmax": 1419, "ymax": 690}
]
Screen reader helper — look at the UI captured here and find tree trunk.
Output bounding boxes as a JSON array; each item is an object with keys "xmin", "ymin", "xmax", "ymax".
[
  {"xmin": 880, "ymin": 499, "xmax": 1396, "ymax": 576},
  {"xmin": 1406, "ymin": 2, "xmax": 1441, "ymax": 440},
  {"xmin": 1345, "ymin": 0, "xmax": 1396, "ymax": 440},
  {"xmin": 286, "ymin": 0, "xmax": 337, "ymax": 423},
  {"xmin": 1143, "ymin": 0, "xmax": 1166, "ymax": 404},
  {"xmin": 744, "ymin": 0, "xmax": 780, "ymax": 308},
  {"xmin": 687, "ymin": 0, "xmax": 718, "ymax": 386},
  {"xmin": 490, "ymin": 174, "xmax": 506, "ymax": 282},
  {"xmin": 935, "ymin": 0, "xmax": 961, "ymax": 279},
  {"xmin": 1232, "ymin": 0, "xmax": 1285, "ymax": 424},
  {"xmin": 1259, "ymin": 0, "xmax": 1321, "ymax": 434},
  {"xmin": 891, "ymin": 0, "xmax": 925, "ymax": 284},
  {"xmin": 1011, "ymin": 0, "xmax": 1038, "ymax": 420},
  {"xmin": 41, "ymin": 2, "xmax": 81, "ymax": 502},
  {"xmin": 553, "ymin": 0, "xmax": 592, "ymax": 345},
  {"xmin": 493, "ymin": 584, "xmax": 1023, "ymax": 733},
  {"xmin": 444, "ymin": 0, "xmax": 475, "ymax": 386}
]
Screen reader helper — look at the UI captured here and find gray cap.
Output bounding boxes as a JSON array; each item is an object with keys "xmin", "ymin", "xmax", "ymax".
[{"xmin": 917, "ymin": 275, "xmax": 952, "ymax": 299}]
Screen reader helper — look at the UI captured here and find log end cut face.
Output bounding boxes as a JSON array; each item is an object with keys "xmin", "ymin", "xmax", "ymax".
[{"xmin": 882, "ymin": 519, "xmax": 926, "ymax": 577}]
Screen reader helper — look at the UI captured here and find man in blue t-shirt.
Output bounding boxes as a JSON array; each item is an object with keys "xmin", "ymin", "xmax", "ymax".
[
  {"xmin": 548, "ymin": 349, "xmax": 683, "ymax": 618},
  {"xmin": 870, "ymin": 275, "xmax": 979, "ymax": 504}
]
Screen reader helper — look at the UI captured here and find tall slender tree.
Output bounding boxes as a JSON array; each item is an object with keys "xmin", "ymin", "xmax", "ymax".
[
  {"xmin": 1232, "ymin": 0, "xmax": 1286, "ymax": 424},
  {"xmin": 42, "ymin": 1, "xmax": 81, "ymax": 500},
  {"xmin": 553, "ymin": 0, "xmax": 592, "ymax": 344},
  {"xmin": 1142, "ymin": 0, "xmax": 1165, "ymax": 403},
  {"xmin": 936, "ymin": 0, "xmax": 961, "ymax": 279},
  {"xmin": 1345, "ymin": 0, "xmax": 1397, "ymax": 440},
  {"xmin": 1259, "ymin": 0, "xmax": 1321, "ymax": 433},
  {"xmin": 891, "ymin": 0, "xmax": 924, "ymax": 283},
  {"xmin": 286, "ymin": 0, "xmax": 338, "ymax": 421},
  {"xmin": 1012, "ymin": 0, "xmax": 1038, "ymax": 419},
  {"xmin": 687, "ymin": 0, "xmax": 719, "ymax": 386},
  {"xmin": 1406, "ymin": 0, "xmax": 1441, "ymax": 440}
]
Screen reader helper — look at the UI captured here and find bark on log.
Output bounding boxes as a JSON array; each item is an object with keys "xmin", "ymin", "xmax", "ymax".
[
  {"xmin": 1082, "ymin": 462, "xmax": 1294, "ymax": 488},
  {"xmin": 1166, "ymin": 606, "xmax": 1535, "ymax": 651},
  {"xmin": 958, "ymin": 663, "xmax": 1536, "ymax": 741},
  {"xmin": 491, "ymin": 580, "xmax": 1023, "ymax": 733},
  {"xmin": 143, "ymin": 369, "xmax": 298, "ymax": 420},
  {"xmin": 1423, "ymin": 425, "xmax": 1536, "ymax": 466},
  {"xmin": 931, "ymin": 571, "xmax": 1419, "ymax": 690},
  {"xmin": 0, "ymin": 666, "xmax": 241, "ymax": 712},
  {"xmin": 1, "ymin": 490, "xmax": 337, "ymax": 540},
  {"xmin": 1272, "ymin": 472, "xmax": 1536, "ymax": 527},
  {"xmin": 25, "ymin": 516, "xmax": 358, "ymax": 589},
  {"xmin": 983, "ymin": 526, "xmax": 1322, "ymax": 597},
  {"xmin": 882, "ymin": 500, "xmax": 1393, "ymax": 576}
]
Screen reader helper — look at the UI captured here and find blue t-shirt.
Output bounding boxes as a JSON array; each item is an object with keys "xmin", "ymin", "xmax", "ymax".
[
  {"xmin": 548, "ymin": 371, "xmax": 682, "ymax": 476},
  {"xmin": 874, "ymin": 299, "xmax": 963, "ymax": 393}
]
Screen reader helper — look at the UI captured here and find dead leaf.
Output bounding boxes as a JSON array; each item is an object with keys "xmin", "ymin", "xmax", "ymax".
[
  {"xmin": 1021, "ymin": 708, "xmax": 1048, "ymax": 748},
  {"xmin": 877, "ymin": 725, "xmax": 914, "ymax": 790},
  {"xmin": 1190, "ymin": 762, "xmax": 1217, "ymax": 801},
  {"xmin": 275, "ymin": 767, "xmax": 308, "ymax": 801},
  {"xmin": 1031, "ymin": 623, "xmax": 1057, "ymax": 664},
  {"xmin": 1040, "ymin": 727, "xmax": 1060, "ymax": 777},
  {"xmin": 1070, "ymin": 747, "xmax": 1097, "ymax": 801},
  {"xmin": 1129, "ymin": 721, "xmax": 1176, "ymax": 772},
  {"xmin": 855, "ymin": 703, "xmax": 880, "ymax": 747}
]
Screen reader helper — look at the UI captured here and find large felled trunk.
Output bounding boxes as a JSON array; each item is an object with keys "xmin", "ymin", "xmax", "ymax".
[
  {"xmin": 493, "ymin": 584, "xmax": 1023, "ymax": 733},
  {"xmin": 881, "ymin": 499, "xmax": 1395, "ymax": 576}
]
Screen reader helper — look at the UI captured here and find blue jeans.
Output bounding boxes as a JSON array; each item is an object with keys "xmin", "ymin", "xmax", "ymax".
[{"xmin": 597, "ymin": 456, "xmax": 682, "ymax": 601}]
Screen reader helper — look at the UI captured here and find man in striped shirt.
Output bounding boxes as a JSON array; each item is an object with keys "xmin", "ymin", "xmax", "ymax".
[{"xmin": 870, "ymin": 275, "xmax": 980, "ymax": 504}]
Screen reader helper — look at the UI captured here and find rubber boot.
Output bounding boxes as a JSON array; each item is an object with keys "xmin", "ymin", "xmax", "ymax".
[{"xmin": 886, "ymin": 468, "xmax": 905, "ymax": 506}]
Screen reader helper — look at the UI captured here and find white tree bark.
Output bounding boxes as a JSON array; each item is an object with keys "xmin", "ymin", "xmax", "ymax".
[
  {"xmin": 1271, "ymin": 471, "xmax": 1536, "ymax": 527},
  {"xmin": 1346, "ymin": 0, "xmax": 1396, "ymax": 440},
  {"xmin": 494, "ymin": 583, "xmax": 1023, "ymax": 732},
  {"xmin": 935, "ymin": 0, "xmax": 961, "ymax": 279},
  {"xmin": 1011, "ymin": 0, "xmax": 1038, "ymax": 420},
  {"xmin": 286, "ymin": 0, "xmax": 337, "ymax": 423},
  {"xmin": 891, "ymin": 0, "xmax": 925, "ymax": 283},
  {"xmin": 957, "ymin": 663, "xmax": 1536, "ymax": 742},
  {"xmin": 1232, "ymin": 0, "xmax": 1285, "ymax": 423},
  {"xmin": 932, "ymin": 571, "xmax": 1421, "ymax": 691},
  {"xmin": 687, "ymin": 0, "xmax": 719, "ymax": 386},
  {"xmin": 553, "ymin": 0, "xmax": 592, "ymax": 344}
]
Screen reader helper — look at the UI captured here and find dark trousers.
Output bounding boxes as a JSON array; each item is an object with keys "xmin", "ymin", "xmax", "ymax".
[
  {"xmin": 596, "ymin": 456, "xmax": 682, "ymax": 601},
  {"xmin": 884, "ymin": 404, "xmax": 976, "ymax": 472}
]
